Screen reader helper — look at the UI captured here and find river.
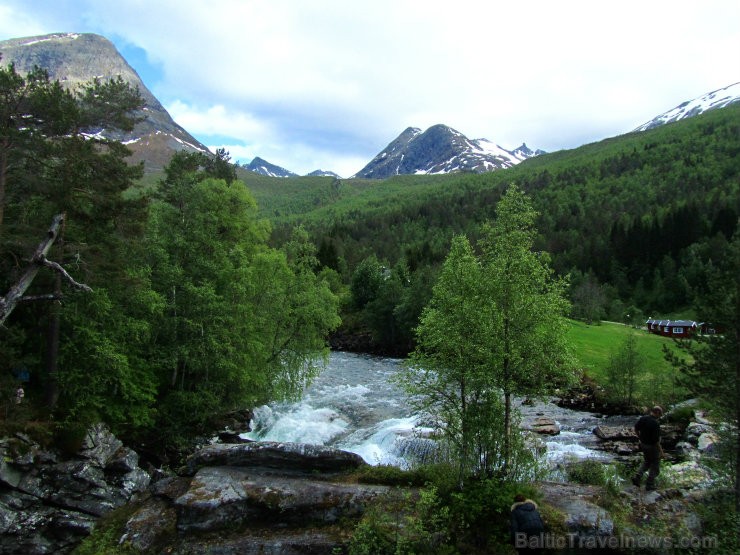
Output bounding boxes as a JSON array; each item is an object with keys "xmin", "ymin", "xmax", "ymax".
[{"xmin": 245, "ymin": 352, "xmax": 635, "ymax": 474}]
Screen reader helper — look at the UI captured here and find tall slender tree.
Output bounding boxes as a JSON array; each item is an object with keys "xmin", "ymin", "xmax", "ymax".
[
  {"xmin": 479, "ymin": 185, "xmax": 575, "ymax": 470},
  {"xmin": 401, "ymin": 185, "xmax": 574, "ymax": 480}
]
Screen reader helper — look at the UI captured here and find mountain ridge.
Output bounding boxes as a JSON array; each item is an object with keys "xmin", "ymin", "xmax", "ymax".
[
  {"xmin": 0, "ymin": 32, "xmax": 209, "ymax": 174},
  {"xmin": 633, "ymin": 81, "xmax": 740, "ymax": 132}
]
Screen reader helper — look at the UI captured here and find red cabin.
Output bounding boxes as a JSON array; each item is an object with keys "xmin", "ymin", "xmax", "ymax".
[{"xmin": 645, "ymin": 318, "xmax": 697, "ymax": 338}]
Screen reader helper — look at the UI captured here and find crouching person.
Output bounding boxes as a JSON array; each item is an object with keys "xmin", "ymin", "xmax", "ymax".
[{"xmin": 511, "ymin": 494, "xmax": 545, "ymax": 553}]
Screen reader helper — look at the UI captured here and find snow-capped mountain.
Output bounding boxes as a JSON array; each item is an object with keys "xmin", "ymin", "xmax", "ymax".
[
  {"xmin": 633, "ymin": 81, "xmax": 740, "ymax": 132},
  {"xmin": 306, "ymin": 169, "xmax": 342, "ymax": 178},
  {"xmin": 246, "ymin": 157, "xmax": 298, "ymax": 178},
  {"xmin": 353, "ymin": 125, "xmax": 543, "ymax": 179},
  {"xmin": 0, "ymin": 33, "xmax": 209, "ymax": 174}
]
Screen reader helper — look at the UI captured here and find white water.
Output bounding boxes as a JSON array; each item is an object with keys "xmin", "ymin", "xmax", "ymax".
[{"xmin": 245, "ymin": 352, "xmax": 632, "ymax": 471}]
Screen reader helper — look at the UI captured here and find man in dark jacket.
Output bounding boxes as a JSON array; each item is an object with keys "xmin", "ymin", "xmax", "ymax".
[
  {"xmin": 632, "ymin": 405, "xmax": 663, "ymax": 491},
  {"xmin": 511, "ymin": 494, "xmax": 545, "ymax": 552}
]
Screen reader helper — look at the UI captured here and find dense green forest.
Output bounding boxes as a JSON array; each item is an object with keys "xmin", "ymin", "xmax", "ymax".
[
  {"xmin": 0, "ymin": 64, "xmax": 339, "ymax": 456},
  {"xmin": 241, "ymin": 103, "xmax": 740, "ymax": 354},
  {"xmin": 3, "ymin": 58, "xmax": 739, "ymax": 452}
]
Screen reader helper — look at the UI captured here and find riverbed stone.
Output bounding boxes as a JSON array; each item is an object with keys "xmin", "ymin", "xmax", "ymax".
[
  {"xmin": 538, "ymin": 482, "xmax": 614, "ymax": 538},
  {"xmin": 184, "ymin": 441, "xmax": 367, "ymax": 476},
  {"xmin": 697, "ymin": 432, "xmax": 719, "ymax": 453},
  {"xmin": 174, "ymin": 466, "xmax": 390, "ymax": 533},
  {"xmin": 528, "ymin": 417, "xmax": 561, "ymax": 435},
  {"xmin": 593, "ymin": 425, "xmax": 637, "ymax": 441},
  {"xmin": 78, "ymin": 423, "xmax": 123, "ymax": 467}
]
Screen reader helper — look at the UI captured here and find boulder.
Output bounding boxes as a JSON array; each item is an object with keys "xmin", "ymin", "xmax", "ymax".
[
  {"xmin": 538, "ymin": 482, "xmax": 614, "ymax": 539},
  {"xmin": 78, "ymin": 423, "xmax": 123, "ymax": 467},
  {"xmin": 184, "ymin": 441, "xmax": 366, "ymax": 476},
  {"xmin": 697, "ymin": 432, "xmax": 720, "ymax": 454},
  {"xmin": 593, "ymin": 426, "xmax": 636, "ymax": 441},
  {"xmin": 528, "ymin": 417, "xmax": 561, "ymax": 436},
  {"xmin": 685, "ymin": 422, "xmax": 714, "ymax": 444},
  {"xmin": 0, "ymin": 425, "xmax": 150, "ymax": 555},
  {"xmin": 175, "ymin": 466, "xmax": 390, "ymax": 533}
]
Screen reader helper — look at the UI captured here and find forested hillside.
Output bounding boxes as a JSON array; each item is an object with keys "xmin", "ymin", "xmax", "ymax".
[
  {"xmin": 0, "ymin": 64, "xmax": 339, "ymax": 457},
  {"xmin": 240, "ymin": 104, "xmax": 740, "ymax": 352}
]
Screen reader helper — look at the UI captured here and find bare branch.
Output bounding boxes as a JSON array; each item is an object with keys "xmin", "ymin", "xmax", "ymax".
[
  {"xmin": 20, "ymin": 294, "xmax": 63, "ymax": 303},
  {"xmin": 36, "ymin": 255, "xmax": 93, "ymax": 293}
]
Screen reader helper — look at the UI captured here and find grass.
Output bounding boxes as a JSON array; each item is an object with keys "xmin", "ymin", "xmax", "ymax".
[{"xmin": 566, "ymin": 320, "xmax": 689, "ymax": 405}]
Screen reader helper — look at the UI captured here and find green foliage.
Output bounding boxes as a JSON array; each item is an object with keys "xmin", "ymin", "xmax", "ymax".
[
  {"xmin": 605, "ymin": 332, "xmax": 645, "ymax": 407},
  {"xmin": 142, "ymin": 168, "xmax": 340, "ymax": 449},
  {"xmin": 566, "ymin": 320, "xmax": 686, "ymax": 406},
  {"xmin": 401, "ymin": 186, "xmax": 574, "ymax": 482},
  {"xmin": 348, "ymin": 485, "xmax": 454, "ymax": 555},
  {"xmin": 350, "ymin": 254, "xmax": 384, "ymax": 309},
  {"xmin": 687, "ymin": 491, "xmax": 739, "ymax": 555},
  {"xmin": 352, "ymin": 462, "xmax": 458, "ymax": 490},
  {"xmin": 244, "ymin": 103, "xmax": 740, "ymax": 357},
  {"xmin": 72, "ymin": 503, "xmax": 144, "ymax": 555},
  {"xmin": 0, "ymin": 64, "xmax": 341, "ymax": 455},
  {"xmin": 665, "ymin": 230, "xmax": 740, "ymax": 509},
  {"xmin": 564, "ymin": 459, "xmax": 621, "ymax": 497}
]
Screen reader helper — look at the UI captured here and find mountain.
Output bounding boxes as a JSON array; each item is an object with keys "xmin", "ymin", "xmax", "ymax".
[
  {"xmin": 306, "ymin": 169, "xmax": 342, "ymax": 178},
  {"xmin": 246, "ymin": 157, "xmax": 298, "ymax": 178},
  {"xmin": 0, "ymin": 33, "xmax": 209, "ymax": 173},
  {"xmin": 633, "ymin": 81, "xmax": 740, "ymax": 132},
  {"xmin": 353, "ymin": 124, "xmax": 543, "ymax": 179}
]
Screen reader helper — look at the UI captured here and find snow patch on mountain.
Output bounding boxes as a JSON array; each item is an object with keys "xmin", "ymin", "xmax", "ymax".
[{"xmin": 634, "ymin": 81, "xmax": 740, "ymax": 132}]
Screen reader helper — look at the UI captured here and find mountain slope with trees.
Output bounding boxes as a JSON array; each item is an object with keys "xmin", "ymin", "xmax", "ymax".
[
  {"xmin": 0, "ymin": 62, "xmax": 340, "ymax": 457},
  {"xmin": 245, "ymin": 102, "xmax": 740, "ymax": 354}
]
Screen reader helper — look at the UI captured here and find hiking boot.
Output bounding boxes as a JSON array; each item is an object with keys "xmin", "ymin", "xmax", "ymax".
[{"xmin": 631, "ymin": 476, "xmax": 641, "ymax": 487}]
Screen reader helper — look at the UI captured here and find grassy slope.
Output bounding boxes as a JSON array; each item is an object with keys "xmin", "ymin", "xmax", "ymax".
[{"xmin": 566, "ymin": 320, "xmax": 687, "ymax": 404}]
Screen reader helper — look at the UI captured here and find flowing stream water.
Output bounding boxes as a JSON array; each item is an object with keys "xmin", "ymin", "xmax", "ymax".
[{"xmin": 245, "ymin": 352, "xmax": 635, "ymax": 474}]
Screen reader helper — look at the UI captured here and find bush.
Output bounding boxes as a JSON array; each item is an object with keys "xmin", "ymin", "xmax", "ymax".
[
  {"xmin": 348, "ymin": 485, "xmax": 454, "ymax": 555},
  {"xmin": 565, "ymin": 458, "xmax": 621, "ymax": 497}
]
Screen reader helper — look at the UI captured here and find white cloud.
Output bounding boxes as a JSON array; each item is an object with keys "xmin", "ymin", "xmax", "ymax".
[
  {"xmin": 2, "ymin": 0, "xmax": 740, "ymax": 173},
  {"xmin": 166, "ymin": 101, "xmax": 270, "ymax": 141}
]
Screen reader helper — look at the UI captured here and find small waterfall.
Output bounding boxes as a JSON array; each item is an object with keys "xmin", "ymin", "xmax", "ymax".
[{"xmin": 245, "ymin": 352, "xmax": 633, "ymax": 473}]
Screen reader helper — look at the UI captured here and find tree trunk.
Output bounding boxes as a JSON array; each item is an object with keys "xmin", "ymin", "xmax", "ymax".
[
  {"xmin": 0, "ymin": 140, "xmax": 8, "ymax": 234},
  {"xmin": 735, "ymin": 318, "xmax": 740, "ymax": 513},
  {"xmin": 44, "ymin": 222, "xmax": 65, "ymax": 410},
  {"xmin": 504, "ymin": 389, "xmax": 511, "ymax": 473}
]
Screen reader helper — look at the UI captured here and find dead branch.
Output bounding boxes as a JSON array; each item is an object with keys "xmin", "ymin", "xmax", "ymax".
[
  {"xmin": 0, "ymin": 213, "xmax": 92, "ymax": 326},
  {"xmin": 36, "ymin": 254, "xmax": 93, "ymax": 293}
]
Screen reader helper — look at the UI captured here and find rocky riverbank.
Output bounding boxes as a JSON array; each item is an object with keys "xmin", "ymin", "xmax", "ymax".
[
  {"xmin": 0, "ymin": 400, "xmax": 729, "ymax": 554},
  {"xmin": 0, "ymin": 423, "xmax": 150, "ymax": 554}
]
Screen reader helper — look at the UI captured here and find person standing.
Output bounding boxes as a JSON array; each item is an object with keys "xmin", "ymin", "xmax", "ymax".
[{"xmin": 632, "ymin": 405, "xmax": 663, "ymax": 491}]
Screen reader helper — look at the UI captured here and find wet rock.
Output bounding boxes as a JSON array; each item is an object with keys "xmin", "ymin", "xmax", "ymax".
[
  {"xmin": 593, "ymin": 426, "xmax": 636, "ymax": 441},
  {"xmin": 674, "ymin": 441, "xmax": 699, "ymax": 460},
  {"xmin": 78, "ymin": 423, "xmax": 123, "ymax": 467},
  {"xmin": 685, "ymin": 422, "xmax": 714, "ymax": 444},
  {"xmin": 527, "ymin": 417, "xmax": 561, "ymax": 435},
  {"xmin": 0, "ymin": 425, "xmax": 150, "ymax": 555},
  {"xmin": 539, "ymin": 482, "xmax": 614, "ymax": 538},
  {"xmin": 663, "ymin": 460, "xmax": 714, "ymax": 489},
  {"xmin": 121, "ymin": 497, "xmax": 177, "ymax": 552},
  {"xmin": 697, "ymin": 432, "xmax": 719, "ymax": 454},
  {"xmin": 184, "ymin": 441, "xmax": 366, "ymax": 476},
  {"xmin": 175, "ymin": 466, "xmax": 389, "ymax": 533}
]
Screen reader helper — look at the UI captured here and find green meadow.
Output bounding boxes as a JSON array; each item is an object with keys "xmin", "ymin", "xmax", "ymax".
[{"xmin": 566, "ymin": 320, "xmax": 689, "ymax": 406}]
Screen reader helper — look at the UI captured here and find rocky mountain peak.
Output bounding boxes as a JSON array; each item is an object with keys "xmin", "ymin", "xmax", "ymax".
[
  {"xmin": 353, "ymin": 124, "xmax": 542, "ymax": 179},
  {"xmin": 0, "ymin": 32, "xmax": 209, "ymax": 174}
]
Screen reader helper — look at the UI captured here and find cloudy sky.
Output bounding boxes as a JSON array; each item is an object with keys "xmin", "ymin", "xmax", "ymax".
[{"xmin": 1, "ymin": 1, "xmax": 739, "ymax": 177}]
